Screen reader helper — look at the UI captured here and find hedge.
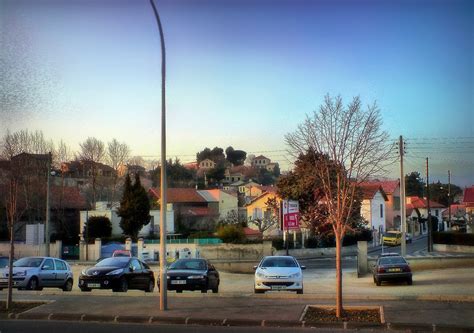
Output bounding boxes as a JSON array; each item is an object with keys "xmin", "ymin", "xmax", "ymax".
[{"xmin": 433, "ymin": 231, "xmax": 474, "ymax": 246}]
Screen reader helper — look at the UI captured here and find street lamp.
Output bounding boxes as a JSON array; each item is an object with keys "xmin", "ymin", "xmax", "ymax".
[{"xmin": 149, "ymin": 0, "xmax": 168, "ymax": 311}]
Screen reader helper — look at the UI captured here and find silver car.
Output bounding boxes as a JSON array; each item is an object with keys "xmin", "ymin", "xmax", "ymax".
[
  {"xmin": 0, "ymin": 256, "xmax": 74, "ymax": 291},
  {"xmin": 254, "ymin": 256, "xmax": 306, "ymax": 294}
]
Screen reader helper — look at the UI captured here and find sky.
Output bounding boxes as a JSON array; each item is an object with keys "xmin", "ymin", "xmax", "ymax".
[{"xmin": 1, "ymin": 0, "xmax": 473, "ymax": 186}]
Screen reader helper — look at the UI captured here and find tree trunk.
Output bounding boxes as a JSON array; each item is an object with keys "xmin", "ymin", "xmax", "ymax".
[
  {"xmin": 6, "ymin": 220, "xmax": 14, "ymax": 310},
  {"xmin": 335, "ymin": 230, "xmax": 343, "ymax": 318}
]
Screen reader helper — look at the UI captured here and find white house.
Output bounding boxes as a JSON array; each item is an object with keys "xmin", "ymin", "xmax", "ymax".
[
  {"xmin": 80, "ymin": 202, "xmax": 174, "ymax": 239},
  {"xmin": 359, "ymin": 184, "xmax": 388, "ymax": 233},
  {"xmin": 197, "ymin": 189, "xmax": 238, "ymax": 220}
]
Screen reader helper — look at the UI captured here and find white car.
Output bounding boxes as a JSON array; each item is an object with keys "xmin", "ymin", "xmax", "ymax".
[{"xmin": 254, "ymin": 256, "xmax": 305, "ymax": 294}]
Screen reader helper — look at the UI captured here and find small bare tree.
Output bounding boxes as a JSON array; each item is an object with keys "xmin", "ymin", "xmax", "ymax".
[
  {"xmin": 285, "ymin": 95, "xmax": 393, "ymax": 317},
  {"xmin": 78, "ymin": 137, "xmax": 105, "ymax": 206},
  {"xmin": 249, "ymin": 197, "xmax": 280, "ymax": 233},
  {"xmin": 107, "ymin": 139, "xmax": 130, "ymax": 206}
]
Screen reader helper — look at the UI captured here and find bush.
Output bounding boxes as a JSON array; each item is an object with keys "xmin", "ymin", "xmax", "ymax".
[
  {"xmin": 84, "ymin": 216, "xmax": 112, "ymax": 240},
  {"xmin": 189, "ymin": 231, "xmax": 215, "ymax": 239},
  {"xmin": 433, "ymin": 231, "xmax": 474, "ymax": 246},
  {"xmin": 304, "ymin": 237, "xmax": 319, "ymax": 248},
  {"xmin": 216, "ymin": 225, "xmax": 245, "ymax": 244}
]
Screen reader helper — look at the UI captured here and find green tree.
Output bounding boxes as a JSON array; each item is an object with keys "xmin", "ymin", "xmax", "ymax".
[
  {"xmin": 196, "ymin": 147, "xmax": 225, "ymax": 164},
  {"xmin": 152, "ymin": 158, "xmax": 195, "ymax": 188},
  {"xmin": 216, "ymin": 224, "xmax": 245, "ymax": 243},
  {"xmin": 84, "ymin": 216, "xmax": 112, "ymax": 239},
  {"xmin": 429, "ymin": 181, "xmax": 462, "ymax": 207},
  {"xmin": 225, "ymin": 146, "xmax": 247, "ymax": 166},
  {"xmin": 118, "ymin": 174, "xmax": 151, "ymax": 241},
  {"xmin": 405, "ymin": 171, "xmax": 424, "ymax": 197}
]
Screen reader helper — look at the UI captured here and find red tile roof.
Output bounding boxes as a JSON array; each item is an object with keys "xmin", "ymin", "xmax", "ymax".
[
  {"xmin": 360, "ymin": 180, "xmax": 399, "ymax": 194},
  {"xmin": 406, "ymin": 196, "xmax": 445, "ymax": 209},
  {"xmin": 463, "ymin": 186, "xmax": 474, "ymax": 204},
  {"xmin": 243, "ymin": 227, "xmax": 263, "ymax": 237},
  {"xmin": 149, "ymin": 188, "xmax": 207, "ymax": 203},
  {"xmin": 358, "ymin": 184, "xmax": 388, "ymax": 201}
]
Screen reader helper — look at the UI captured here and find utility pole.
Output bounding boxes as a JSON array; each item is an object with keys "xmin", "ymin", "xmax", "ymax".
[
  {"xmin": 45, "ymin": 152, "xmax": 52, "ymax": 257},
  {"xmin": 399, "ymin": 136, "xmax": 407, "ymax": 256},
  {"xmin": 150, "ymin": 0, "xmax": 168, "ymax": 311},
  {"xmin": 448, "ymin": 170, "xmax": 451, "ymax": 229},
  {"xmin": 426, "ymin": 158, "xmax": 432, "ymax": 252}
]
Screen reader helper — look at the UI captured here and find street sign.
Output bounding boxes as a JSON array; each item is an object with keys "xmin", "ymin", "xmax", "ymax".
[{"xmin": 283, "ymin": 200, "xmax": 300, "ymax": 230}]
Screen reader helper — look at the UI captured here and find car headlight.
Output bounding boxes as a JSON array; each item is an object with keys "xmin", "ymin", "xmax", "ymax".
[
  {"xmin": 81, "ymin": 269, "xmax": 88, "ymax": 276},
  {"xmin": 15, "ymin": 271, "xmax": 27, "ymax": 277},
  {"xmin": 289, "ymin": 272, "xmax": 301, "ymax": 278},
  {"xmin": 187, "ymin": 275, "xmax": 205, "ymax": 279},
  {"xmin": 256, "ymin": 271, "xmax": 266, "ymax": 278},
  {"xmin": 106, "ymin": 269, "xmax": 124, "ymax": 276}
]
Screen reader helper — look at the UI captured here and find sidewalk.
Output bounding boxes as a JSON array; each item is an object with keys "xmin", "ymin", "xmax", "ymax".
[{"xmin": 9, "ymin": 293, "xmax": 474, "ymax": 331}]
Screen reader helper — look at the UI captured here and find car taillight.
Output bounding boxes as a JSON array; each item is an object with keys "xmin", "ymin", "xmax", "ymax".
[
  {"xmin": 402, "ymin": 266, "xmax": 411, "ymax": 272},
  {"xmin": 377, "ymin": 267, "xmax": 385, "ymax": 273}
]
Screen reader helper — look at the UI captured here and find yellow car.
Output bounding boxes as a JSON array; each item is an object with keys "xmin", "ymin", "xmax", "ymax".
[{"xmin": 382, "ymin": 231, "xmax": 402, "ymax": 246}]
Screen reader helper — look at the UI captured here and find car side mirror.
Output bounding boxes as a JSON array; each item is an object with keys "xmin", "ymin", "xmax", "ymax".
[
  {"xmin": 300, "ymin": 265, "xmax": 306, "ymax": 270},
  {"xmin": 253, "ymin": 266, "xmax": 258, "ymax": 270}
]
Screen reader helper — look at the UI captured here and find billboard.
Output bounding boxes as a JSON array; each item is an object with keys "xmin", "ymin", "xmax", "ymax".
[{"xmin": 282, "ymin": 200, "xmax": 300, "ymax": 231}]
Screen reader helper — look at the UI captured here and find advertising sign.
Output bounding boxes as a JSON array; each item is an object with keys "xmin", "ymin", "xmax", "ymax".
[{"xmin": 283, "ymin": 200, "xmax": 300, "ymax": 230}]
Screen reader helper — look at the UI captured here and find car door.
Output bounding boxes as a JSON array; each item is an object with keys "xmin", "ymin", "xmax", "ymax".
[
  {"xmin": 207, "ymin": 261, "xmax": 219, "ymax": 288},
  {"xmin": 54, "ymin": 259, "xmax": 68, "ymax": 287},
  {"xmin": 38, "ymin": 258, "xmax": 56, "ymax": 287},
  {"xmin": 128, "ymin": 259, "xmax": 143, "ymax": 289}
]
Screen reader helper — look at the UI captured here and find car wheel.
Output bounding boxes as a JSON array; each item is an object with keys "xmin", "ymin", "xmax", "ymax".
[
  {"xmin": 145, "ymin": 279, "xmax": 154, "ymax": 293},
  {"xmin": 201, "ymin": 288, "xmax": 208, "ymax": 293},
  {"xmin": 212, "ymin": 285, "xmax": 219, "ymax": 293},
  {"xmin": 375, "ymin": 278, "xmax": 381, "ymax": 286},
  {"xmin": 80, "ymin": 287, "xmax": 92, "ymax": 292},
  {"xmin": 254, "ymin": 288, "xmax": 265, "ymax": 294},
  {"xmin": 297, "ymin": 289, "xmax": 303, "ymax": 295},
  {"xmin": 407, "ymin": 278, "xmax": 413, "ymax": 285},
  {"xmin": 176, "ymin": 290, "xmax": 183, "ymax": 293},
  {"xmin": 27, "ymin": 277, "xmax": 39, "ymax": 291},
  {"xmin": 117, "ymin": 277, "xmax": 128, "ymax": 292},
  {"xmin": 62, "ymin": 279, "xmax": 73, "ymax": 292}
]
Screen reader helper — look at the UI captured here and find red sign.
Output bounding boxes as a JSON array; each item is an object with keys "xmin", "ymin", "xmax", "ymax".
[{"xmin": 283, "ymin": 200, "xmax": 300, "ymax": 230}]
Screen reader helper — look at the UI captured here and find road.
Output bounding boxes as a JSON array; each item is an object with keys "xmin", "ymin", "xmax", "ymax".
[
  {"xmin": 300, "ymin": 235, "xmax": 428, "ymax": 270},
  {"xmin": 0, "ymin": 320, "xmax": 388, "ymax": 333}
]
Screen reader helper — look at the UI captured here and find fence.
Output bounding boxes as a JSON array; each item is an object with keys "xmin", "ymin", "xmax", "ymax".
[{"xmin": 144, "ymin": 238, "xmax": 222, "ymax": 245}]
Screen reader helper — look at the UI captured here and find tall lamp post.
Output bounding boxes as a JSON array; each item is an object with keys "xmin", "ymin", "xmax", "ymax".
[
  {"xmin": 149, "ymin": 0, "xmax": 168, "ymax": 311},
  {"xmin": 45, "ymin": 152, "xmax": 52, "ymax": 257}
]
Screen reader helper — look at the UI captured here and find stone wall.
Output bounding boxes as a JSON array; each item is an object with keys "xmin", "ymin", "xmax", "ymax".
[{"xmin": 0, "ymin": 241, "xmax": 62, "ymax": 258}]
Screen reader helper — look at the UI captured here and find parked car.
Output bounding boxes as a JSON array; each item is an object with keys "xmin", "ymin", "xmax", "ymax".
[
  {"xmin": 112, "ymin": 250, "xmax": 131, "ymax": 258},
  {"xmin": 78, "ymin": 257, "xmax": 154, "ymax": 292},
  {"xmin": 382, "ymin": 231, "xmax": 402, "ymax": 246},
  {"xmin": 373, "ymin": 254, "xmax": 412, "ymax": 286},
  {"xmin": 254, "ymin": 256, "xmax": 305, "ymax": 294},
  {"xmin": 160, "ymin": 258, "xmax": 219, "ymax": 293},
  {"xmin": 0, "ymin": 256, "xmax": 73, "ymax": 291},
  {"xmin": 0, "ymin": 256, "xmax": 10, "ymax": 268}
]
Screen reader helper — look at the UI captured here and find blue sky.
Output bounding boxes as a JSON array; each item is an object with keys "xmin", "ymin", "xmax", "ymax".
[{"xmin": 1, "ymin": 0, "xmax": 473, "ymax": 185}]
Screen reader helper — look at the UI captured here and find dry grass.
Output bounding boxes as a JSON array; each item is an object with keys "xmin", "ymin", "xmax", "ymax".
[{"xmin": 303, "ymin": 306, "xmax": 381, "ymax": 323}]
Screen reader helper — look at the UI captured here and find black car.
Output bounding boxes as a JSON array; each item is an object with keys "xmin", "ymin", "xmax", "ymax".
[
  {"xmin": 160, "ymin": 259, "xmax": 219, "ymax": 293},
  {"xmin": 78, "ymin": 257, "xmax": 154, "ymax": 292},
  {"xmin": 373, "ymin": 254, "xmax": 412, "ymax": 286}
]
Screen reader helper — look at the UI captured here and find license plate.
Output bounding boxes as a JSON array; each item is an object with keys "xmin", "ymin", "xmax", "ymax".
[
  {"xmin": 271, "ymin": 285, "xmax": 286, "ymax": 290},
  {"xmin": 87, "ymin": 283, "xmax": 101, "ymax": 288},
  {"xmin": 388, "ymin": 268, "xmax": 401, "ymax": 272},
  {"xmin": 171, "ymin": 280, "xmax": 186, "ymax": 285}
]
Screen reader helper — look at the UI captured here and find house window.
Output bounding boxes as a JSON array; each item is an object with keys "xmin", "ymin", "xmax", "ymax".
[
  {"xmin": 435, "ymin": 210, "xmax": 439, "ymax": 217},
  {"xmin": 380, "ymin": 204, "xmax": 383, "ymax": 218},
  {"xmin": 253, "ymin": 208, "xmax": 263, "ymax": 219},
  {"xmin": 393, "ymin": 197, "xmax": 400, "ymax": 210}
]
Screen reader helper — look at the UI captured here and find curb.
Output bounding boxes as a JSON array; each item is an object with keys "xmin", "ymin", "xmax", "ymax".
[{"xmin": 8, "ymin": 312, "xmax": 474, "ymax": 331}]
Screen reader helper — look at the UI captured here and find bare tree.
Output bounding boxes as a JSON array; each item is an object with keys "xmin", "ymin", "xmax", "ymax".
[
  {"xmin": 285, "ymin": 95, "xmax": 393, "ymax": 317},
  {"xmin": 1, "ymin": 129, "xmax": 54, "ymax": 159},
  {"xmin": 128, "ymin": 155, "xmax": 146, "ymax": 167},
  {"xmin": 78, "ymin": 137, "xmax": 105, "ymax": 205},
  {"xmin": 249, "ymin": 197, "xmax": 280, "ymax": 233},
  {"xmin": 107, "ymin": 139, "xmax": 130, "ymax": 205}
]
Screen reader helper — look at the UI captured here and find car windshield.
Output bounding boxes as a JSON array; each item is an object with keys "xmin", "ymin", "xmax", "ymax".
[
  {"xmin": 384, "ymin": 232, "xmax": 399, "ymax": 237},
  {"xmin": 95, "ymin": 257, "xmax": 129, "ymax": 268},
  {"xmin": 13, "ymin": 257, "xmax": 43, "ymax": 267},
  {"xmin": 379, "ymin": 257, "xmax": 407, "ymax": 265},
  {"xmin": 261, "ymin": 257, "xmax": 298, "ymax": 268},
  {"xmin": 169, "ymin": 259, "xmax": 207, "ymax": 270},
  {"xmin": 0, "ymin": 257, "xmax": 10, "ymax": 268}
]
